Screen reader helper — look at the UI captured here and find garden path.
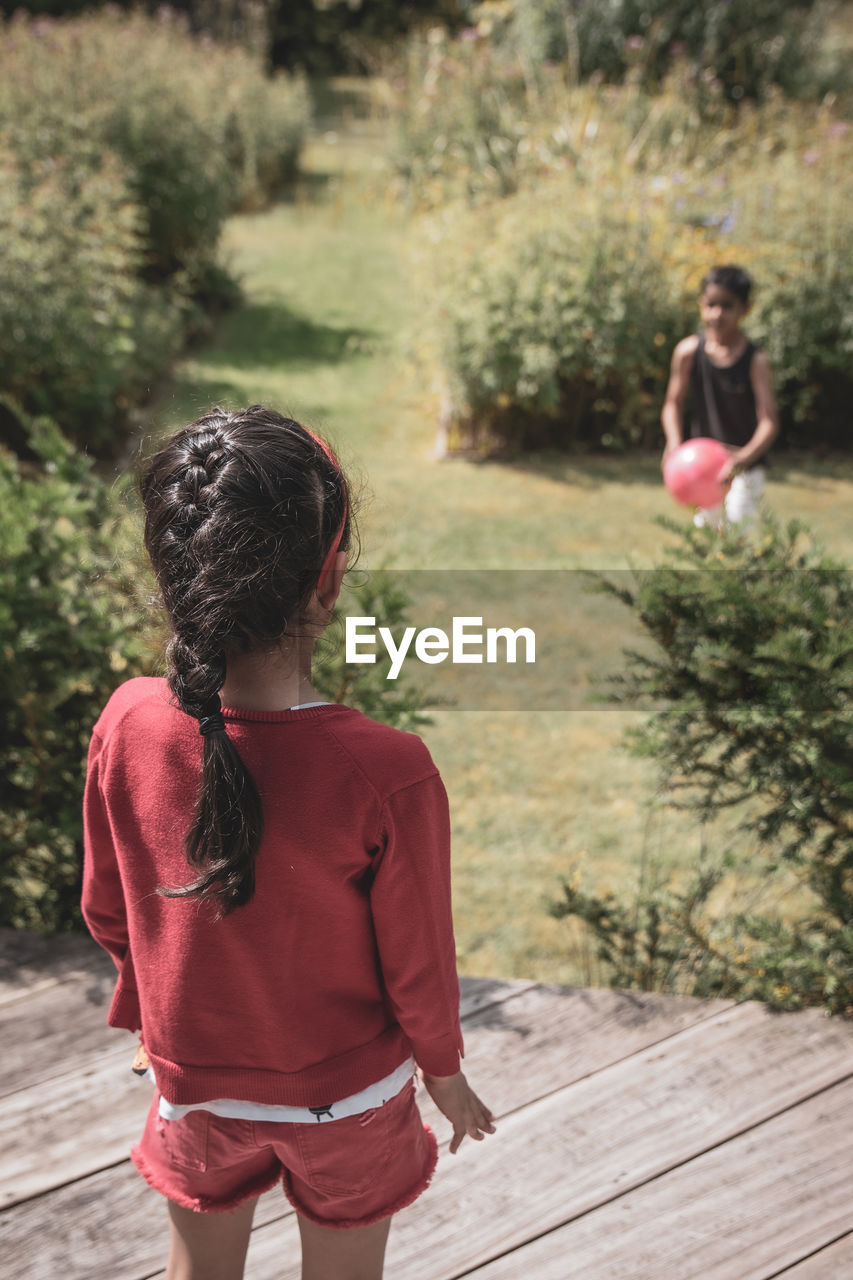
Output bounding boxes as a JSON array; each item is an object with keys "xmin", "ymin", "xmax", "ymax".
[{"xmin": 1, "ymin": 929, "xmax": 851, "ymax": 1279}]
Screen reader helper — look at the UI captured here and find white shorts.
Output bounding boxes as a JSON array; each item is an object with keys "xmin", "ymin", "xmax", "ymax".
[{"xmin": 693, "ymin": 467, "xmax": 765, "ymax": 531}]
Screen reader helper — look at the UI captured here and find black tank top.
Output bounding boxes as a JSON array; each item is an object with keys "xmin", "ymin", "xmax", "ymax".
[{"xmin": 689, "ymin": 335, "xmax": 760, "ymax": 454}]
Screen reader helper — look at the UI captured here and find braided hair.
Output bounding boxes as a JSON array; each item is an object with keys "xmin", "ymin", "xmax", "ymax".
[{"xmin": 140, "ymin": 406, "xmax": 351, "ymax": 914}]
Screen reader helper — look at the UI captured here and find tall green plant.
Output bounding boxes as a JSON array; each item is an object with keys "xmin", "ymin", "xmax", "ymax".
[
  {"xmin": 0, "ymin": 406, "xmax": 151, "ymax": 931},
  {"xmin": 414, "ymin": 80, "xmax": 853, "ymax": 452},
  {"xmin": 480, "ymin": 0, "xmax": 843, "ymax": 104},
  {"xmin": 0, "ymin": 150, "xmax": 185, "ymax": 449},
  {"xmin": 0, "ymin": 9, "xmax": 310, "ymax": 448},
  {"xmin": 0, "ymin": 9, "xmax": 311, "ymax": 276},
  {"xmin": 551, "ymin": 518, "xmax": 853, "ymax": 1013}
]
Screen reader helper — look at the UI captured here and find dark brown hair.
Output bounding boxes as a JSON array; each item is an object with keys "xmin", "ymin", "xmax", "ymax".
[
  {"xmin": 701, "ymin": 264, "xmax": 752, "ymax": 305},
  {"xmin": 140, "ymin": 405, "xmax": 352, "ymax": 914}
]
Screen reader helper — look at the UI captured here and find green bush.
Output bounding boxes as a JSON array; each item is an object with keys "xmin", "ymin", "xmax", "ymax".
[
  {"xmin": 0, "ymin": 12, "xmax": 221, "ymax": 279},
  {"xmin": 397, "ymin": 20, "xmax": 853, "ymax": 452},
  {"xmin": 393, "ymin": 30, "xmax": 537, "ymax": 207},
  {"xmin": 551, "ymin": 517, "xmax": 853, "ymax": 1014},
  {"xmin": 217, "ymin": 59, "xmax": 312, "ymax": 212},
  {"xmin": 417, "ymin": 85, "xmax": 853, "ymax": 452},
  {"xmin": 0, "ymin": 9, "xmax": 311, "ymax": 447},
  {"xmin": 746, "ymin": 262, "xmax": 853, "ymax": 450},
  {"xmin": 0, "ymin": 150, "xmax": 186, "ymax": 450},
  {"xmin": 426, "ymin": 201, "xmax": 691, "ymax": 451},
  {"xmin": 393, "ymin": 8, "xmax": 853, "ymax": 210},
  {"xmin": 0, "ymin": 10, "xmax": 311, "ymax": 276},
  {"xmin": 0, "ymin": 406, "xmax": 151, "ymax": 932},
  {"xmin": 475, "ymin": 0, "xmax": 846, "ymax": 104}
]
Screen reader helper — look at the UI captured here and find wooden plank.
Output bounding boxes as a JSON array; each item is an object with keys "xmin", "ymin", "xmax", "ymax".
[
  {"xmin": 340, "ymin": 1003, "xmax": 852, "ymax": 1280},
  {"xmin": 0, "ymin": 929, "xmax": 112, "ymax": 1006},
  {"xmin": 12, "ymin": 1133, "xmax": 847, "ymax": 1280},
  {"xmin": 775, "ymin": 1233, "xmax": 853, "ymax": 1278},
  {"xmin": 9, "ymin": 998, "xmax": 845, "ymax": 1280},
  {"xmin": 0, "ymin": 965, "xmax": 118, "ymax": 1097},
  {"xmin": 0, "ymin": 1164, "xmax": 289, "ymax": 1280},
  {"xmin": 467, "ymin": 1076, "xmax": 853, "ymax": 1279},
  {"xmin": 0, "ymin": 1040, "xmax": 142, "ymax": 1210},
  {"xmin": 458, "ymin": 976, "xmax": 537, "ymax": 1018},
  {"xmin": 418, "ymin": 982, "xmax": 733, "ymax": 1137},
  {"xmin": 5, "ymin": 982, "xmax": 850, "ymax": 1280},
  {"xmin": 0, "ymin": 981, "xmax": 532, "ymax": 1208},
  {"xmin": 0, "ymin": 973, "xmax": 530, "ymax": 1203},
  {"xmin": 0, "ymin": 961, "xmax": 718, "ymax": 1107},
  {"xmin": 0, "ymin": 983, "xmax": 730, "ymax": 1274}
]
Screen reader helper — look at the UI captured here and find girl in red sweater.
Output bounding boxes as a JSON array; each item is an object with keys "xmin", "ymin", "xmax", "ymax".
[{"xmin": 82, "ymin": 406, "xmax": 494, "ymax": 1280}]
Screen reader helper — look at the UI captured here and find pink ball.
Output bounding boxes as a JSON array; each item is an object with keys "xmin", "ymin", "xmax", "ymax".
[{"xmin": 663, "ymin": 437, "xmax": 731, "ymax": 508}]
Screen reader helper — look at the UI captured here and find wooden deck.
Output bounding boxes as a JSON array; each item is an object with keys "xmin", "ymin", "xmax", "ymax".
[{"xmin": 1, "ymin": 929, "xmax": 852, "ymax": 1279}]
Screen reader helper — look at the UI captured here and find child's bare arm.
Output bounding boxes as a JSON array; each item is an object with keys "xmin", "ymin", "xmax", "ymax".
[
  {"xmin": 661, "ymin": 336, "xmax": 698, "ymax": 463},
  {"xmin": 745, "ymin": 349, "xmax": 780, "ymax": 461},
  {"xmin": 421, "ymin": 1070, "xmax": 496, "ymax": 1154}
]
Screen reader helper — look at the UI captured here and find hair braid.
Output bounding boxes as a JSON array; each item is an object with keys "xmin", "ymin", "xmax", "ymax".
[{"xmin": 140, "ymin": 406, "xmax": 351, "ymax": 915}]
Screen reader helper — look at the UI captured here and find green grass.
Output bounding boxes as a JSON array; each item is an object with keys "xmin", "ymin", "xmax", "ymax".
[{"xmin": 142, "ymin": 125, "xmax": 853, "ymax": 987}]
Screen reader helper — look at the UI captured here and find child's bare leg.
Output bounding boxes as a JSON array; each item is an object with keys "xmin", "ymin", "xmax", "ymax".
[
  {"xmin": 165, "ymin": 1196, "xmax": 258, "ymax": 1280},
  {"xmin": 297, "ymin": 1212, "xmax": 392, "ymax": 1280}
]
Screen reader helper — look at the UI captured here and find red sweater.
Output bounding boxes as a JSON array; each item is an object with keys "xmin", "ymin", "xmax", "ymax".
[{"xmin": 82, "ymin": 678, "xmax": 463, "ymax": 1107}]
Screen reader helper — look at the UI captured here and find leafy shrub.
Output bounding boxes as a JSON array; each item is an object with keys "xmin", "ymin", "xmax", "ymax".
[
  {"xmin": 0, "ymin": 150, "xmax": 186, "ymax": 450},
  {"xmin": 0, "ymin": 8, "xmax": 310, "ymax": 447},
  {"xmin": 217, "ymin": 59, "xmax": 312, "ymax": 212},
  {"xmin": 425, "ymin": 197, "xmax": 691, "ymax": 451},
  {"xmin": 474, "ymin": 0, "xmax": 846, "ymax": 105},
  {"xmin": 393, "ymin": 6, "xmax": 853, "ymax": 209},
  {"xmin": 0, "ymin": 10, "xmax": 311, "ymax": 276},
  {"xmin": 551, "ymin": 517, "xmax": 853, "ymax": 1014},
  {"xmin": 393, "ymin": 29, "xmax": 538, "ymax": 206},
  {"xmin": 417, "ymin": 81, "xmax": 853, "ymax": 451},
  {"xmin": 0, "ymin": 405, "xmax": 151, "ymax": 932},
  {"xmin": 745, "ymin": 256, "xmax": 853, "ymax": 450},
  {"xmin": 0, "ymin": 1, "xmax": 464, "ymax": 74}
]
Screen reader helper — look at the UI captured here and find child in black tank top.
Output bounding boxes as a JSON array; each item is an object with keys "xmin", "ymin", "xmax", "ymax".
[{"xmin": 661, "ymin": 265, "xmax": 780, "ymax": 529}]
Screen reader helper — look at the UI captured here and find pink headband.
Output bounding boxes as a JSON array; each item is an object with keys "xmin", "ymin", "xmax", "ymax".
[{"xmin": 307, "ymin": 431, "xmax": 347, "ymax": 594}]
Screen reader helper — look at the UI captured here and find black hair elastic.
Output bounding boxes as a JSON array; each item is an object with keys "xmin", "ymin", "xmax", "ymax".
[{"xmin": 198, "ymin": 695, "xmax": 226, "ymax": 738}]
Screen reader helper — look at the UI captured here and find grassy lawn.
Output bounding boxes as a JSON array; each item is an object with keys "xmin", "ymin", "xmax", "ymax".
[{"xmin": 144, "ymin": 126, "xmax": 853, "ymax": 986}]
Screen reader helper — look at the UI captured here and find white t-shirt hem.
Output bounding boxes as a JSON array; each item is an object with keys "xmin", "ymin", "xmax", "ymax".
[{"xmin": 154, "ymin": 1056, "xmax": 417, "ymax": 1124}]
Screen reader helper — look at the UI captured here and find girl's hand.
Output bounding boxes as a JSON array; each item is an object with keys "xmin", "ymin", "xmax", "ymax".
[{"xmin": 420, "ymin": 1070, "xmax": 496, "ymax": 1154}]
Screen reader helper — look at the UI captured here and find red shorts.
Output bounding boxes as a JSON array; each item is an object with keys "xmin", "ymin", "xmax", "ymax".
[{"xmin": 130, "ymin": 1080, "xmax": 438, "ymax": 1228}]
